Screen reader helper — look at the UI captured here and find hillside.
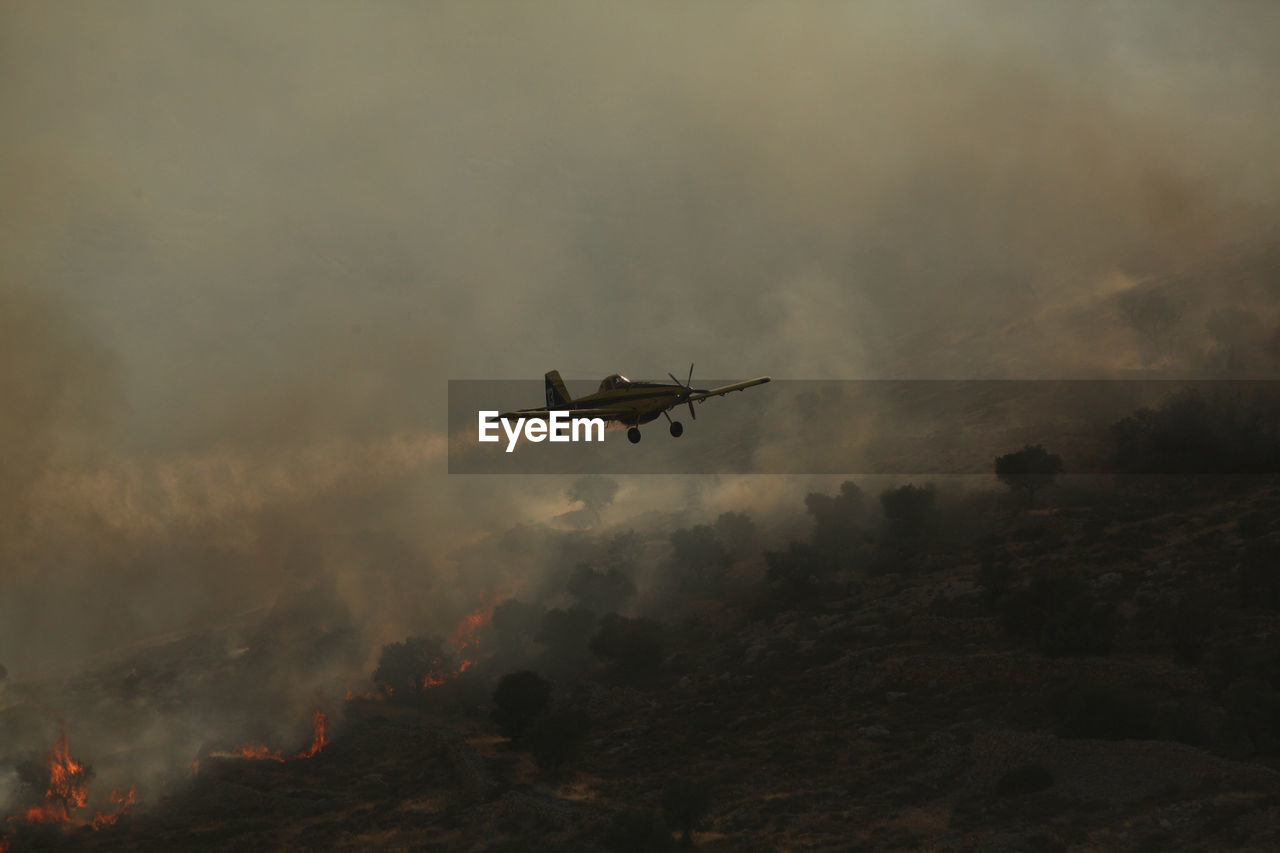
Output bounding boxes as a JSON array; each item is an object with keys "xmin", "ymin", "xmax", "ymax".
[{"xmin": 8, "ymin": 475, "xmax": 1280, "ymax": 852}]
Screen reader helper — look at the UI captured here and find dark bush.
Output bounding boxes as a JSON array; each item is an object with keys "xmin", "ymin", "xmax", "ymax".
[
  {"xmin": 491, "ymin": 670, "xmax": 552, "ymax": 739},
  {"xmin": 661, "ymin": 777, "xmax": 711, "ymax": 846},
  {"xmin": 372, "ymin": 635, "xmax": 454, "ymax": 697}
]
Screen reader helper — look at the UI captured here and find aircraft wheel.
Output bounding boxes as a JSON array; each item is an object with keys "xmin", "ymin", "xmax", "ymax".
[
  {"xmin": 627, "ymin": 427, "xmax": 642, "ymax": 444},
  {"xmin": 669, "ymin": 421, "xmax": 683, "ymax": 437}
]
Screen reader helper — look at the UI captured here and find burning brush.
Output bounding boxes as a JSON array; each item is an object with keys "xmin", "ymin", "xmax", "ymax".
[
  {"xmin": 1, "ymin": 724, "xmax": 135, "ymax": 847},
  {"xmin": 203, "ymin": 710, "xmax": 329, "ymax": 767}
]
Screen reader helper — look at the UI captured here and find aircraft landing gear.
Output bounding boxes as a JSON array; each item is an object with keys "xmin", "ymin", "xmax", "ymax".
[
  {"xmin": 627, "ymin": 427, "xmax": 642, "ymax": 444},
  {"xmin": 669, "ymin": 421, "xmax": 683, "ymax": 437}
]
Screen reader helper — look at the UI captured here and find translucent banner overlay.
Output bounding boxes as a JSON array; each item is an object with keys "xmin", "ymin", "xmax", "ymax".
[{"xmin": 448, "ymin": 380, "xmax": 1280, "ymax": 475}]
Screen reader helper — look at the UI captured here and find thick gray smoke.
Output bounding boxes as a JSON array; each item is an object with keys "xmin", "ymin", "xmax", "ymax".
[{"xmin": 1, "ymin": 0, "xmax": 1279, "ymax": 817}]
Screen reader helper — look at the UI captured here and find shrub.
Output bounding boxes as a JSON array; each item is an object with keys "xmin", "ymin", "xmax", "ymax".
[{"xmin": 491, "ymin": 670, "xmax": 552, "ymax": 739}]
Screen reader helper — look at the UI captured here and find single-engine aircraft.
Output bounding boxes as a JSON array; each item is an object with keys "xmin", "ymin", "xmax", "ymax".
[{"xmin": 500, "ymin": 365, "xmax": 771, "ymax": 444}]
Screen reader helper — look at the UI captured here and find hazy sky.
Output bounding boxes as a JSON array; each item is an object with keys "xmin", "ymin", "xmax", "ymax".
[{"xmin": 3, "ymin": 1, "xmax": 1279, "ymax": 670}]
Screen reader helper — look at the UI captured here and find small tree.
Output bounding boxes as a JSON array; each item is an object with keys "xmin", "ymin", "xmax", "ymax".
[
  {"xmin": 491, "ymin": 670, "xmax": 552, "ymax": 739},
  {"xmin": 661, "ymin": 777, "xmax": 711, "ymax": 846},
  {"xmin": 995, "ymin": 444, "xmax": 1063, "ymax": 505}
]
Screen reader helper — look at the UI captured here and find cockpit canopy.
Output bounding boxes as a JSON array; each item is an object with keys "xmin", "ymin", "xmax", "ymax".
[{"xmin": 599, "ymin": 374, "xmax": 631, "ymax": 392}]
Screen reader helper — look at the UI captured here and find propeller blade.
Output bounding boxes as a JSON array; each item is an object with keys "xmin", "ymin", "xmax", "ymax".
[
  {"xmin": 668, "ymin": 372, "xmax": 682, "ymax": 387},
  {"xmin": 687, "ymin": 363, "xmax": 694, "ymax": 387},
  {"xmin": 688, "ymin": 400, "xmax": 696, "ymax": 420}
]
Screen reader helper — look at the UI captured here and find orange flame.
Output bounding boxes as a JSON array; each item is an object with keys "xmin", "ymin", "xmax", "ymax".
[
  {"xmin": 225, "ymin": 711, "xmax": 329, "ymax": 763},
  {"xmin": 447, "ymin": 600, "xmax": 495, "ymax": 680},
  {"xmin": 91, "ymin": 786, "xmax": 136, "ymax": 828},
  {"xmin": 230, "ymin": 742, "xmax": 284, "ymax": 762},
  {"xmin": 21, "ymin": 728, "xmax": 90, "ymax": 825},
  {"xmin": 2, "ymin": 725, "xmax": 135, "ymax": 844},
  {"xmin": 294, "ymin": 711, "xmax": 329, "ymax": 759}
]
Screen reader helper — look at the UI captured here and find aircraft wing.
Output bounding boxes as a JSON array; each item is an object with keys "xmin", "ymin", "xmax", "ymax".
[
  {"xmin": 497, "ymin": 407, "xmax": 627, "ymax": 421},
  {"xmin": 688, "ymin": 376, "xmax": 771, "ymax": 402}
]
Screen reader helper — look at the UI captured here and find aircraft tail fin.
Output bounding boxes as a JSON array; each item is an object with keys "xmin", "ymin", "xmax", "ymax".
[{"xmin": 545, "ymin": 371, "xmax": 572, "ymax": 407}]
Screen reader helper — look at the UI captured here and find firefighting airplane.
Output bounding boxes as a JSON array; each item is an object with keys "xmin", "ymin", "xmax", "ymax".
[{"xmin": 500, "ymin": 365, "xmax": 771, "ymax": 444}]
